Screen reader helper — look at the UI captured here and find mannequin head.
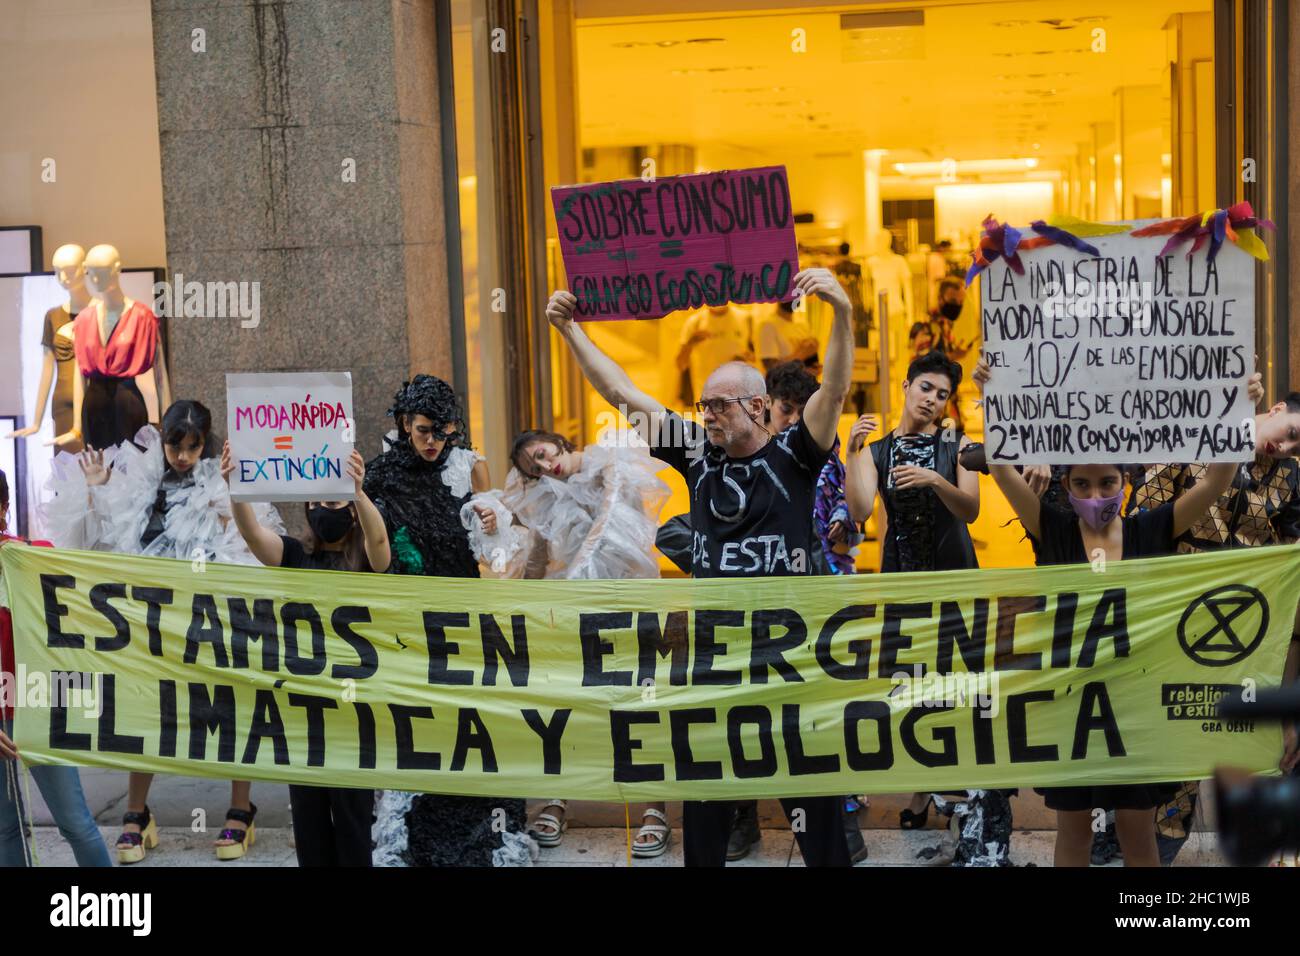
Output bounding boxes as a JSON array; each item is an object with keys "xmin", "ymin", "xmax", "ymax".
[
  {"xmin": 872, "ymin": 231, "xmax": 896, "ymax": 257},
  {"xmin": 83, "ymin": 244, "xmax": 123, "ymax": 299},
  {"xmin": 51, "ymin": 244, "xmax": 87, "ymax": 294}
]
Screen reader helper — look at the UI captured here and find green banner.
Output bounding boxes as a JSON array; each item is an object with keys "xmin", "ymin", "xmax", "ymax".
[{"xmin": 2, "ymin": 543, "xmax": 1295, "ymax": 800}]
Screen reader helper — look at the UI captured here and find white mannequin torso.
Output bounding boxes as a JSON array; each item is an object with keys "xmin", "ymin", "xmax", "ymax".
[{"xmin": 96, "ymin": 296, "xmax": 135, "ymax": 345}]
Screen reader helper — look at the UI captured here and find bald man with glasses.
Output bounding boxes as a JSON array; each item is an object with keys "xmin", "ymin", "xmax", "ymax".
[{"xmin": 545, "ymin": 267, "xmax": 856, "ymax": 867}]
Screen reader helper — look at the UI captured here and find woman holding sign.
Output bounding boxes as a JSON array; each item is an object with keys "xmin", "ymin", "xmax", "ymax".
[
  {"xmin": 974, "ymin": 356, "xmax": 1254, "ymax": 867},
  {"xmin": 223, "ymin": 440, "xmax": 389, "ymax": 866},
  {"xmin": 41, "ymin": 399, "xmax": 283, "ymax": 863}
]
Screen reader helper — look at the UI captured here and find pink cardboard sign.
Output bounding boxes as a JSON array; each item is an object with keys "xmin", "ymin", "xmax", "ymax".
[{"xmin": 551, "ymin": 165, "xmax": 799, "ymax": 321}]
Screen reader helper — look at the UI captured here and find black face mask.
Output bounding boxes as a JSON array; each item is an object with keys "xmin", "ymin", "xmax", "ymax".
[
  {"xmin": 939, "ymin": 301, "xmax": 962, "ymax": 321},
  {"xmin": 308, "ymin": 506, "xmax": 354, "ymax": 544}
]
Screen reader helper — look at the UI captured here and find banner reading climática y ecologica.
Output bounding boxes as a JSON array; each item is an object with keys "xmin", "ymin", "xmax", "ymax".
[{"xmin": 1, "ymin": 543, "xmax": 1295, "ymax": 800}]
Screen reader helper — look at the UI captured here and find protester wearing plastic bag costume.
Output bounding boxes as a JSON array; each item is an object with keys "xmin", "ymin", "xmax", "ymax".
[
  {"xmin": 42, "ymin": 424, "xmax": 281, "ymax": 566},
  {"xmin": 463, "ymin": 428, "xmax": 672, "ymax": 855},
  {"xmin": 464, "ymin": 429, "xmax": 669, "ymax": 582}
]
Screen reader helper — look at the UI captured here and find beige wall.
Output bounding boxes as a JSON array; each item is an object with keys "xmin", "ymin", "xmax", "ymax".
[{"xmin": 0, "ymin": 0, "xmax": 165, "ymax": 270}]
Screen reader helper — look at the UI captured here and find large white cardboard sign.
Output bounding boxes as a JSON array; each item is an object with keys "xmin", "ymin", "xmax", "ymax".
[
  {"xmin": 225, "ymin": 371, "xmax": 354, "ymax": 502},
  {"xmin": 980, "ymin": 225, "xmax": 1256, "ymax": 465}
]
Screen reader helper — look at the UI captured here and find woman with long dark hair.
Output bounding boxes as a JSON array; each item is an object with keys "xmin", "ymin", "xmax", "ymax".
[{"xmin": 223, "ymin": 441, "xmax": 390, "ymax": 866}]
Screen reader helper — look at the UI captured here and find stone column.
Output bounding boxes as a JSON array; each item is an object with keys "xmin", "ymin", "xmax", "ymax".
[{"xmin": 150, "ymin": 0, "xmax": 453, "ymax": 453}]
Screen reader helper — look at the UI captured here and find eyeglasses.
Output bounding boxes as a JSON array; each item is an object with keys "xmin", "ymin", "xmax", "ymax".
[{"xmin": 695, "ymin": 396, "xmax": 758, "ymax": 416}]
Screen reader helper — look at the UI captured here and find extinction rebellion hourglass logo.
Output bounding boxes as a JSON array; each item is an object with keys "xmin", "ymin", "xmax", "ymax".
[{"xmin": 1176, "ymin": 585, "xmax": 1269, "ymax": 667}]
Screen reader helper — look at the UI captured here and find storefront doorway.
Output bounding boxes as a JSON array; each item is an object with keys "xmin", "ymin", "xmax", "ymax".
[{"xmin": 444, "ymin": 0, "xmax": 1288, "ymax": 571}]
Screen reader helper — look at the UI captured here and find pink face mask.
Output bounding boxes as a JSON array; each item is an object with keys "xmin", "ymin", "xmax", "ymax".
[{"xmin": 1068, "ymin": 491, "xmax": 1124, "ymax": 531}]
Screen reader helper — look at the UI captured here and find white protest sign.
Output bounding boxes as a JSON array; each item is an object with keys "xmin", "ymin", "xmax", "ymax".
[
  {"xmin": 979, "ymin": 224, "xmax": 1256, "ymax": 465},
  {"xmin": 225, "ymin": 372, "xmax": 355, "ymax": 502}
]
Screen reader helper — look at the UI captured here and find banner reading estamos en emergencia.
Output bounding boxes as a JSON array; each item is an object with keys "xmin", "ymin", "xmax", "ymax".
[{"xmin": 2, "ymin": 544, "xmax": 1295, "ymax": 801}]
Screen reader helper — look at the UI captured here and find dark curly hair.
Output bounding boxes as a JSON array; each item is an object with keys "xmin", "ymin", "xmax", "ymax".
[
  {"xmin": 905, "ymin": 349, "xmax": 962, "ymax": 391},
  {"xmin": 389, "ymin": 374, "xmax": 465, "ymax": 442},
  {"xmin": 764, "ymin": 360, "xmax": 819, "ymax": 408}
]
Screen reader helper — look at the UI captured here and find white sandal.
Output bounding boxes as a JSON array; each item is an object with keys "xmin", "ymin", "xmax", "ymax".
[
  {"xmin": 632, "ymin": 808, "xmax": 671, "ymax": 858},
  {"xmin": 529, "ymin": 799, "xmax": 567, "ymax": 848}
]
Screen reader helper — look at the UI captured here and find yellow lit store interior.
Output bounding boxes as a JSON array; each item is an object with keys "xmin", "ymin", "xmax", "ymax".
[{"xmin": 451, "ymin": 0, "xmax": 1242, "ymax": 572}]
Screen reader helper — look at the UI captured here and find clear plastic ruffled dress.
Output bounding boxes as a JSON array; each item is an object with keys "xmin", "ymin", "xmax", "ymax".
[
  {"xmin": 465, "ymin": 434, "xmax": 670, "ymax": 581},
  {"xmin": 40, "ymin": 425, "xmax": 282, "ymax": 564}
]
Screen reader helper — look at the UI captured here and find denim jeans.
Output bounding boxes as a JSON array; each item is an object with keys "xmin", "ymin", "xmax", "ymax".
[{"xmin": 0, "ymin": 721, "xmax": 111, "ymax": 867}]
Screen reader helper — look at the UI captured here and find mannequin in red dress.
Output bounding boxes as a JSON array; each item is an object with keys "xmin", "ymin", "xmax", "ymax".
[{"xmin": 66, "ymin": 244, "xmax": 171, "ymax": 450}]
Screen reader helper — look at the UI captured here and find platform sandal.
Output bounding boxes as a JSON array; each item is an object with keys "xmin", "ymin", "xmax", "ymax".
[
  {"xmin": 632, "ymin": 808, "xmax": 671, "ymax": 858},
  {"xmin": 116, "ymin": 806, "xmax": 159, "ymax": 865},
  {"xmin": 528, "ymin": 799, "xmax": 567, "ymax": 848},
  {"xmin": 214, "ymin": 803, "xmax": 257, "ymax": 861}
]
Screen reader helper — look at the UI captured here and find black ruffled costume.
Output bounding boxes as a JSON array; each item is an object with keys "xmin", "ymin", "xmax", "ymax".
[
  {"xmin": 364, "ymin": 438, "xmax": 480, "ymax": 579},
  {"xmin": 364, "ymin": 376, "xmax": 529, "ymax": 867}
]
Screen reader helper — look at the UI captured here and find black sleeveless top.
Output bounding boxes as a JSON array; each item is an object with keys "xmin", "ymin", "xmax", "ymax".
[{"xmin": 870, "ymin": 429, "xmax": 978, "ymax": 573}]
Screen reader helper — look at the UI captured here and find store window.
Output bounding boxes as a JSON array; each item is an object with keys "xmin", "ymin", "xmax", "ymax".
[{"xmin": 443, "ymin": 0, "xmax": 1295, "ymax": 569}]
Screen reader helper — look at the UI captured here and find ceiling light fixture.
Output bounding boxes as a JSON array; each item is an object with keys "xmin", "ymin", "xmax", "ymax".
[{"xmin": 892, "ymin": 157, "xmax": 1040, "ymax": 176}]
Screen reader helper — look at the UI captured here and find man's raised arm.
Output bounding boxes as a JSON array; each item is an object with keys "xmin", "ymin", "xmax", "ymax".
[
  {"xmin": 546, "ymin": 290, "xmax": 666, "ymax": 421},
  {"xmin": 796, "ymin": 268, "xmax": 854, "ymax": 452}
]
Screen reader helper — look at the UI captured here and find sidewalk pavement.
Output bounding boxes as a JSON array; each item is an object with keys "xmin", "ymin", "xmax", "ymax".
[{"xmin": 17, "ymin": 768, "xmax": 1226, "ymax": 867}]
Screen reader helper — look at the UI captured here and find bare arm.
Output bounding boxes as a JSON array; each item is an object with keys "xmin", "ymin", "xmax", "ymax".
[
  {"xmin": 154, "ymin": 328, "xmax": 172, "ymax": 412},
  {"xmin": 471, "ymin": 457, "xmax": 491, "ymax": 494},
  {"xmin": 8, "ymin": 349, "xmax": 54, "ymax": 438},
  {"xmin": 221, "ymin": 440, "xmax": 284, "ymax": 566},
  {"xmin": 934, "ymin": 435, "xmax": 980, "ymax": 523},
  {"xmin": 972, "ymin": 355, "xmax": 1039, "ymax": 535},
  {"xmin": 845, "ymin": 415, "xmax": 880, "ymax": 524},
  {"xmin": 547, "ymin": 290, "xmax": 665, "ymax": 420},
  {"xmin": 1172, "ymin": 461, "xmax": 1236, "ymax": 538},
  {"xmin": 797, "ymin": 268, "xmax": 854, "ymax": 452},
  {"xmin": 347, "ymin": 450, "xmax": 390, "ymax": 572},
  {"xmin": 990, "ymin": 464, "xmax": 1043, "ymax": 540}
]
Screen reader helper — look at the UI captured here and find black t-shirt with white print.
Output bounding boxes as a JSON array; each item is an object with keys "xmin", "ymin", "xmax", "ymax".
[{"xmin": 650, "ymin": 412, "xmax": 831, "ymax": 578}]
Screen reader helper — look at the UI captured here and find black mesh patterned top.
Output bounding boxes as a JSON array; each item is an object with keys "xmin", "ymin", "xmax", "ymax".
[{"xmin": 1126, "ymin": 459, "xmax": 1300, "ymax": 551}]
